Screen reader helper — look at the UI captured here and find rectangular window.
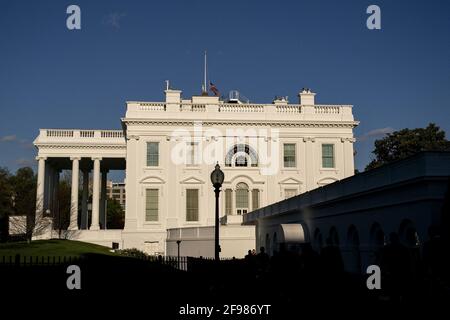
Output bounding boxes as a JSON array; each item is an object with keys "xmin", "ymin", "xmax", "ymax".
[
  {"xmin": 146, "ymin": 142, "xmax": 159, "ymax": 166},
  {"xmin": 145, "ymin": 189, "xmax": 158, "ymax": 221},
  {"xmin": 285, "ymin": 189, "xmax": 297, "ymax": 199},
  {"xmin": 283, "ymin": 143, "xmax": 296, "ymax": 167},
  {"xmin": 186, "ymin": 142, "xmax": 198, "ymax": 166},
  {"xmin": 252, "ymin": 189, "xmax": 260, "ymax": 210},
  {"xmin": 322, "ymin": 144, "xmax": 335, "ymax": 168},
  {"xmin": 225, "ymin": 189, "xmax": 232, "ymax": 215},
  {"xmin": 186, "ymin": 189, "xmax": 199, "ymax": 221}
]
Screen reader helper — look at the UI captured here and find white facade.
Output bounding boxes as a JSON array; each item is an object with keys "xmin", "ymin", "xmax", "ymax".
[{"xmin": 33, "ymin": 87, "xmax": 358, "ymax": 257}]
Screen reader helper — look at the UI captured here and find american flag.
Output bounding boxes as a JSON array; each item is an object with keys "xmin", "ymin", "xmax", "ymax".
[{"xmin": 209, "ymin": 81, "xmax": 220, "ymax": 96}]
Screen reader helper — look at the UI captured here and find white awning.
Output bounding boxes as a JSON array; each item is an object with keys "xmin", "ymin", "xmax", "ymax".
[{"xmin": 278, "ymin": 224, "xmax": 306, "ymax": 243}]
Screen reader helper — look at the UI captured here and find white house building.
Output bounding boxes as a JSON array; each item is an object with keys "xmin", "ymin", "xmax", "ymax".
[{"xmin": 32, "ymin": 87, "xmax": 358, "ymax": 257}]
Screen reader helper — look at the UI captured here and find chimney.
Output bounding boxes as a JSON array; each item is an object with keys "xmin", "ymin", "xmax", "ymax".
[
  {"xmin": 165, "ymin": 89, "xmax": 182, "ymax": 104},
  {"xmin": 298, "ymin": 88, "xmax": 316, "ymax": 105}
]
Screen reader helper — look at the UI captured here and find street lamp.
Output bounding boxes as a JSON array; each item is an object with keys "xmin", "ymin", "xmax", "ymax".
[
  {"xmin": 176, "ymin": 240, "xmax": 181, "ymax": 270},
  {"xmin": 210, "ymin": 163, "xmax": 224, "ymax": 262}
]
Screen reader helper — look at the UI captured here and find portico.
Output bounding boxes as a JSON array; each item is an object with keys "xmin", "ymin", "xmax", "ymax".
[{"xmin": 33, "ymin": 129, "xmax": 126, "ymax": 235}]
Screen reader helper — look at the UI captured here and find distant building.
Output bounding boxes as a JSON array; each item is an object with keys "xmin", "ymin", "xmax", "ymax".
[
  {"xmin": 107, "ymin": 181, "xmax": 126, "ymax": 209},
  {"xmin": 244, "ymin": 152, "xmax": 450, "ymax": 273}
]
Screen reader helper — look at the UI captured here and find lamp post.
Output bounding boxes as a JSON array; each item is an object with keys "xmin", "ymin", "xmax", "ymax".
[
  {"xmin": 210, "ymin": 163, "xmax": 224, "ymax": 262},
  {"xmin": 176, "ymin": 240, "xmax": 181, "ymax": 270}
]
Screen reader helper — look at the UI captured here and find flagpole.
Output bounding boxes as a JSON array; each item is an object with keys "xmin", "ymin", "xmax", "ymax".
[{"xmin": 204, "ymin": 50, "xmax": 207, "ymax": 94}]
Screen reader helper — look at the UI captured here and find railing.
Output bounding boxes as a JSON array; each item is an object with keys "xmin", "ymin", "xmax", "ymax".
[
  {"xmin": 44, "ymin": 129, "xmax": 124, "ymax": 139},
  {"xmin": 315, "ymin": 106, "xmax": 341, "ymax": 114},
  {"xmin": 131, "ymin": 102, "xmax": 348, "ymax": 114},
  {"xmin": 137, "ymin": 102, "xmax": 166, "ymax": 111},
  {"xmin": 220, "ymin": 104, "xmax": 265, "ymax": 112},
  {"xmin": 276, "ymin": 105, "xmax": 302, "ymax": 113},
  {"xmin": 46, "ymin": 130, "xmax": 74, "ymax": 137}
]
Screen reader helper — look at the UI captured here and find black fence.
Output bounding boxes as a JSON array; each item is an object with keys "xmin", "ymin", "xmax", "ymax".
[
  {"xmin": 0, "ymin": 254, "xmax": 82, "ymax": 267},
  {"xmin": 0, "ymin": 254, "xmax": 235, "ymax": 271}
]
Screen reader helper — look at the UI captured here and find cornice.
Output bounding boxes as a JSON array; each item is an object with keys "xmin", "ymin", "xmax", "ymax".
[
  {"xmin": 122, "ymin": 119, "xmax": 359, "ymax": 128},
  {"xmin": 34, "ymin": 143, "xmax": 126, "ymax": 150}
]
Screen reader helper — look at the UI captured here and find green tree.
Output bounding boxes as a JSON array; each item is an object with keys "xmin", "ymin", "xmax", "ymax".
[
  {"xmin": 0, "ymin": 167, "xmax": 13, "ymax": 242},
  {"xmin": 365, "ymin": 123, "xmax": 450, "ymax": 171},
  {"xmin": 107, "ymin": 198, "xmax": 124, "ymax": 229}
]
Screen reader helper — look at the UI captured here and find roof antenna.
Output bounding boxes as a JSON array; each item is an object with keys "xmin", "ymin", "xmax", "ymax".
[
  {"xmin": 202, "ymin": 50, "xmax": 208, "ymax": 96},
  {"xmin": 165, "ymin": 80, "xmax": 169, "ymax": 91}
]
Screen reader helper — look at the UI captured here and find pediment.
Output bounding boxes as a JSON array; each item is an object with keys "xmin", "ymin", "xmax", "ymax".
[
  {"xmin": 179, "ymin": 176, "xmax": 205, "ymax": 184},
  {"xmin": 139, "ymin": 176, "xmax": 166, "ymax": 184},
  {"xmin": 278, "ymin": 177, "xmax": 303, "ymax": 185},
  {"xmin": 317, "ymin": 177, "xmax": 338, "ymax": 186}
]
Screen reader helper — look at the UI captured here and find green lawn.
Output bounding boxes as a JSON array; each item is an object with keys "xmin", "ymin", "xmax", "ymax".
[{"xmin": 0, "ymin": 239, "xmax": 115, "ymax": 258}]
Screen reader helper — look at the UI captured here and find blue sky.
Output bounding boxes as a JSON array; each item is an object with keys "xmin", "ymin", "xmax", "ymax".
[{"xmin": 0, "ymin": 0, "xmax": 449, "ymax": 178}]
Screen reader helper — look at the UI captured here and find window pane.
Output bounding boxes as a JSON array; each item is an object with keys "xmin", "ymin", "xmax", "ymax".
[
  {"xmin": 283, "ymin": 143, "xmax": 296, "ymax": 167},
  {"xmin": 186, "ymin": 142, "xmax": 198, "ymax": 166},
  {"xmin": 252, "ymin": 189, "xmax": 260, "ymax": 210},
  {"xmin": 147, "ymin": 142, "xmax": 159, "ymax": 166},
  {"xmin": 322, "ymin": 144, "xmax": 334, "ymax": 168},
  {"xmin": 186, "ymin": 189, "xmax": 199, "ymax": 221},
  {"xmin": 225, "ymin": 189, "xmax": 232, "ymax": 215},
  {"xmin": 145, "ymin": 189, "xmax": 158, "ymax": 221},
  {"xmin": 235, "ymin": 183, "xmax": 249, "ymax": 210}
]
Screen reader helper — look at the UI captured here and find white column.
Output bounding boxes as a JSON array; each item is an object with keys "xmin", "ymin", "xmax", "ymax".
[
  {"xmin": 124, "ymin": 136, "xmax": 139, "ymax": 230},
  {"xmin": 36, "ymin": 156, "xmax": 46, "ymax": 218},
  {"xmin": 69, "ymin": 157, "xmax": 80, "ymax": 230},
  {"xmin": 100, "ymin": 170, "xmax": 108, "ymax": 229},
  {"xmin": 342, "ymin": 138, "xmax": 356, "ymax": 178},
  {"xmin": 90, "ymin": 157, "xmax": 101, "ymax": 230},
  {"xmin": 81, "ymin": 170, "xmax": 89, "ymax": 230},
  {"xmin": 303, "ymin": 137, "xmax": 315, "ymax": 191}
]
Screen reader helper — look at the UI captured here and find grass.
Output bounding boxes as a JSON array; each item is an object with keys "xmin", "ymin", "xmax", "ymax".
[{"xmin": 0, "ymin": 239, "xmax": 115, "ymax": 258}]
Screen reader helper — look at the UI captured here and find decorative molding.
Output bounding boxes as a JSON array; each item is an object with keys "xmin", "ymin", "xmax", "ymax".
[
  {"xmin": 303, "ymin": 137, "xmax": 316, "ymax": 142},
  {"xmin": 123, "ymin": 119, "xmax": 359, "ymax": 129},
  {"xmin": 126, "ymin": 135, "xmax": 140, "ymax": 141},
  {"xmin": 278, "ymin": 177, "xmax": 303, "ymax": 185},
  {"xmin": 34, "ymin": 144, "xmax": 126, "ymax": 150},
  {"xmin": 179, "ymin": 176, "xmax": 206, "ymax": 184},
  {"xmin": 139, "ymin": 175, "xmax": 166, "ymax": 184},
  {"xmin": 341, "ymin": 137, "xmax": 356, "ymax": 143}
]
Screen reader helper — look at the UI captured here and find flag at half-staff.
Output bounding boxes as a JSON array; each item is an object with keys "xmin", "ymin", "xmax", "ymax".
[{"xmin": 209, "ymin": 82, "xmax": 220, "ymax": 96}]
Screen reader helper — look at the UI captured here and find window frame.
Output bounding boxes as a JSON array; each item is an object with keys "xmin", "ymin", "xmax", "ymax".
[
  {"xmin": 283, "ymin": 143, "xmax": 296, "ymax": 168},
  {"xmin": 146, "ymin": 142, "xmax": 160, "ymax": 167},
  {"xmin": 321, "ymin": 143, "xmax": 335, "ymax": 168}
]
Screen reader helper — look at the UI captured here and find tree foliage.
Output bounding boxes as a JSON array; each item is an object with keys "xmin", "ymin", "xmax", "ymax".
[
  {"xmin": 107, "ymin": 198, "xmax": 125, "ymax": 229},
  {"xmin": 0, "ymin": 168, "xmax": 13, "ymax": 241},
  {"xmin": 365, "ymin": 123, "xmax": 450, "ymax": 171}
]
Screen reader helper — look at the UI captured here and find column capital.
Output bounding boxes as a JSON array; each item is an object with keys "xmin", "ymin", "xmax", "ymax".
[
  {"xmin": 36, "ymin": 156, "xmax": 47, "ymax": 161},
  {"xmin": 341, "ymin": 137, "xmax": 356, "ymax": 143},
  {"xmin": 91, "ymin": 156, "xmax": 102, "ymax": 161},
  {"xmin": 126, "ymin": 135, "xmax": 140, "ymax": 141},
  {"xmin": 70, "ymin": 156, "xmax": 81, "ymax": 161},
  {"xmin": 303, "ymin": 137, "xmax": 316, "ymax": 142}
]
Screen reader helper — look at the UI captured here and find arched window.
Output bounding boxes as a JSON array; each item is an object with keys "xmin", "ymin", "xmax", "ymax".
[
  {"xmin": 273, "ymin": 232, "xmax": 278, "ymax": 255},
  {"xmin": 235, "ymin": 182, "xmax": 249, "ymax": 215},
  {"xmin": 265, "ymin": 233, "xmax": 270, "ymax": 255},
  {"xmin": 314, "ymin": 228, "xmax": 323, "ymax": 252},
  {"xmin": 347, "ymin": 225, "xmax": 361, "ymax": 273},
  {"xmin": 328, "ymin": 227, "xmax": 339, "ymax": 246},
  {"xmin": 369, "ymin": 222, "xmax": 385, "ymax": 265},
  {"xmin": 399, "ymin": 219, "xmax": 420, "ymax": 247},
  {"xmin": 225, "ymin": 144, "xmax": 258, "ymax": 167}
]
